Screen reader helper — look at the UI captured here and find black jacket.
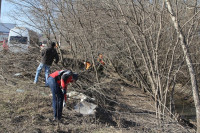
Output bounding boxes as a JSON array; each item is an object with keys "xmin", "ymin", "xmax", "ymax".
[{"xmin": 41, "ymin": 46, "xmax": 59, "ymax": 66}]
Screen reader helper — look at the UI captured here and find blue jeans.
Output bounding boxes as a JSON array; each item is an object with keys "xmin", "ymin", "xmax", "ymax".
[
  {"xmin": 48, "ymin": 76, "xmax": 64, "ymax": 119},
  {"xmin": 34, "ymin": 63, "xmax": 50, "ymax": 86}
]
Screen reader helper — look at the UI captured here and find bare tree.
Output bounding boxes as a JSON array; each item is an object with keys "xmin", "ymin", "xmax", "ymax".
[
  {"xmin": 165, "ymin": 0, "xmax": 200, "ymax": 132},
  {"xmin": 6, "ymin": 0, "xmax": 200, "ymax": 131}
]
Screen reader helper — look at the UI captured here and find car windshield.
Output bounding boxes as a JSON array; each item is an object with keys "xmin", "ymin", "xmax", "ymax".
[{"xmin": 10, "ymin": 36, "xmax": 28, "ymax": 44}]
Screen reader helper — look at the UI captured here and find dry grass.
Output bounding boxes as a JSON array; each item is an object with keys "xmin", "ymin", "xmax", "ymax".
[{"xmin": 0, "ymin": 51, "xmax": 195, "ymax": 133}]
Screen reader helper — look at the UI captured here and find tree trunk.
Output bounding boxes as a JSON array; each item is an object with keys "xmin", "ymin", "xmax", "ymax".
[{"xmin": 165, "ymin": 0, "xmax": 200, "ymax": 132}]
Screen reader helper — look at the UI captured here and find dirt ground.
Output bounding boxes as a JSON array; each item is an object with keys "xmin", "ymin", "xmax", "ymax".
[{"xmin": 0, "ymin": 50, "xmax": 196, "ymax": 133}]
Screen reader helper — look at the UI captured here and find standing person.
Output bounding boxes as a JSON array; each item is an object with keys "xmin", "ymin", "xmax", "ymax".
[
  {"xmin": 47, "ymin": 70, "xmax": 78, "ymax": 120},
  {"xmin": 34, "ymin": 42, "xmax": 59, "ymax": 86},
  {"xmin": 97, "ymin": 53, "xmax": 105, "ymax": 66},
  {"xmin": 2, "ymin": 39, "xmax": 8, "ymax": 53},
  {"xmin": 97, "ymin": 53, "xmax": 105, "ymax": 75}
]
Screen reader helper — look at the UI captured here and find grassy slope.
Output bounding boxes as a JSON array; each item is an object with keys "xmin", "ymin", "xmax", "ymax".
[{"xmin": 0, "ymin": 52, "xmax": 195, "ymax": 133}]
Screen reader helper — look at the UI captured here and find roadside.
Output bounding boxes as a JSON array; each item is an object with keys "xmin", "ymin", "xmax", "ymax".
[{"xmin": 0, "ymin": 51, "xmax": 195, "ymax": 132}]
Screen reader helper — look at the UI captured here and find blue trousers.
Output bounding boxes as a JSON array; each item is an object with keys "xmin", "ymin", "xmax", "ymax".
[
  {"xmin": 48, "ymin": 76, "xmax": 64, "ymax": 120},
  {"xmin": 34, "ymin": 63, "xmax": 50, "ymax": 86}
]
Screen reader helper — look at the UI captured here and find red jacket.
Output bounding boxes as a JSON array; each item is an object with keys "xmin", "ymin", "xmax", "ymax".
[
  {"xmin": 49, "ymin": 70, "xmax": 73, "ymax": 91},
  {"xmin": 3, "ymin": 40, "xmax": 8, "ymax": 50}
]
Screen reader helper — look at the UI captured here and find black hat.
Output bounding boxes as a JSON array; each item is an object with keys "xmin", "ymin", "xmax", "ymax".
[
  {"xmin": 51, "ymin": 42, "xmax": 56, "ymax": 48},
  {"xmin": 72, "ymin": 73, "xmax": 78, "ymax": 81}
]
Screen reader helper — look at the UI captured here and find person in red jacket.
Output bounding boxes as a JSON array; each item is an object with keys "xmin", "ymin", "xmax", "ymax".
[
  {"xmin": 2, "ymin": 39, "xmax": 8, "ymax": 52},
  {"xmin": 47, "ymin": 70, "xmax": 78, "ymax": 120}
]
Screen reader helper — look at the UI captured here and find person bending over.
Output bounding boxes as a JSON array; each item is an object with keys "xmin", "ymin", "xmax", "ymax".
[{"xmin": 47, "ymin": 70, "xmax": 78, "ymax": 120}]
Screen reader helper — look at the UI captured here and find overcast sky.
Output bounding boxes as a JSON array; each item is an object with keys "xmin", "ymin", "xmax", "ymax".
[{"xmin": 0, "ymin": 0, "xmax": 16, "ymax": 24}]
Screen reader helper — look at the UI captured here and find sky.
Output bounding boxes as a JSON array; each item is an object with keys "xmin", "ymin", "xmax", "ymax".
[
  {"xmin": 0, "ymin": 0, "xmax": 33, "ymax": 29},
  {"xmin": 0, "ymin": 0, "xmax": 16, "ymax": 24}
]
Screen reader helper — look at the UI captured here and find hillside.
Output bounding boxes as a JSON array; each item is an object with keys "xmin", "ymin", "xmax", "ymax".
[{"xmin": 0, "ymin": 51, "xmax": 195, "ymax": 133}]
